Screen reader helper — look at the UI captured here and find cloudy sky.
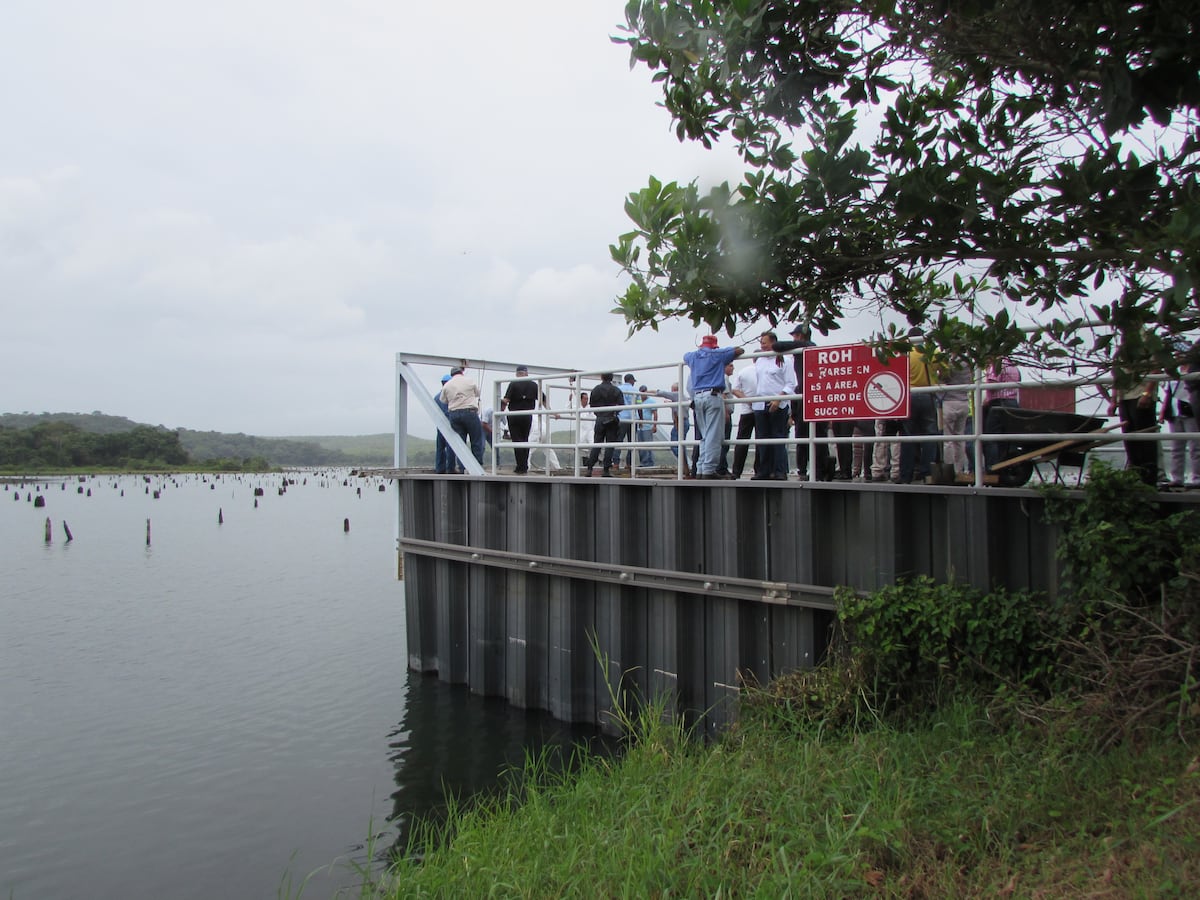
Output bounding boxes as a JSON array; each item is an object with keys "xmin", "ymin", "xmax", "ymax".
[{"xmin": 1, "ymin": 1, "xmax": 880, "ymax": 437}]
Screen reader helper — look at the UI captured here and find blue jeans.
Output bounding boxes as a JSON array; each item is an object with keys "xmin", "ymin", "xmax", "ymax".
[
  {"xmin": 693, "ymin": 390, "xmax": 725, "ymax": 475},
  {"xmin": 670, "ymin": 418, "xmax": 691, "ymax": 458},
  {"xmin": 435, "ymin": 399, "xmax": 453, "ymax": 473},
  {"xmin": 900, "ymin": 393, "xmax": 938, "ymax": 482},
  {"xmin": 635, "ymin": 425, "xmax": 655, "ymax": 466},
  {"xmin": 448, "ymin": 408, "xmax": 485, "ymax": 465}
]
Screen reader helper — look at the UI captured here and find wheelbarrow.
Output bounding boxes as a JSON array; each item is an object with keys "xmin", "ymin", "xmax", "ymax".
[{"xmin": 986, "ymin": 407, "xmax": 1110, "ymax": 487}]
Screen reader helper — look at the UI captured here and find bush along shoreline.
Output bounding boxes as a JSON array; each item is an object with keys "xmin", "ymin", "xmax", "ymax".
[{"xmin": 299, "ymin": 464, "xmax": 1199, "ymax": 898}]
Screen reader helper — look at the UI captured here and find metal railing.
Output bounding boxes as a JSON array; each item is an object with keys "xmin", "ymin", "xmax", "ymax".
[{"xmin": 396, "ymin": 350, "xmax": 1200, "ymax": 489}]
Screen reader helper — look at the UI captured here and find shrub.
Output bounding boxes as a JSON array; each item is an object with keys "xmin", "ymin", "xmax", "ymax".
[{"xmin": 749, "ymin": 464, "xmax": 1200, "ymax": 744}]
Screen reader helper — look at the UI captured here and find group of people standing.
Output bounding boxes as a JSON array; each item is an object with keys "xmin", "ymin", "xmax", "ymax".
[
  {"xmin": 435, "ymin": 364, "xmax": 565, "ymax": 475},
  {"xmin": 1111, "ymin": 346, "xmax": 1200, "ymax": 489},
  {"xmin": 689, "ymin": 326, "xmax": 1027, "ymax": 484},
  {"xmin": 429, "ymin": 328, "xmax": 1026, "ymax": 482},
  {"xmin": 435, "ymin": 332, "xmax": 1200, "ymax": 488}
]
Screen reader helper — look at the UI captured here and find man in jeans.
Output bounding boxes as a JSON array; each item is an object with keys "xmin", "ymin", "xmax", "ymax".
[
  {"xmin": 439, "ymin": 366, "xmax": 485, "ymax": 467},
  {"xmin": 635, "ymin": 385, "xmax": 658, "ymax": 468},
  {"xmin": 683, "ymin": 335, "xmax": 744, "ymax": 478}
]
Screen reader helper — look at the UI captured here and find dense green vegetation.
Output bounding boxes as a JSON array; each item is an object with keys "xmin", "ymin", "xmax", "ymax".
[
  {"xmin": 344, "ymin": 466, "xmax": 1199, "ymax": 898},
  {"xmin": 0, "ymin": 412, "xmax": 431, "ymax": 469},
  {"xmin": 0, "ymin": 421, "xmax": 193, "ymax": 470}
]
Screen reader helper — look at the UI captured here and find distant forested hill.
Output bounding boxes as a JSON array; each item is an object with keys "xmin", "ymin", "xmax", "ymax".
[
  {"xmin": 0, "ymin": 412, "xmax": 151, "ymax": 434},
  {"xmin": 0, "ymin": 413, "xmax": 431, "ymax": 467}
]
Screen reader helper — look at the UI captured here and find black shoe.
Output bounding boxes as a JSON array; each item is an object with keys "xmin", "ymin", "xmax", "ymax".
[
  {"xmin": 750, "ymin": 474, "xmax": 770, "ymax": 481},
  {"xmin": 601, "ymin": 469, "xmax": 613, "ymax": 478}
]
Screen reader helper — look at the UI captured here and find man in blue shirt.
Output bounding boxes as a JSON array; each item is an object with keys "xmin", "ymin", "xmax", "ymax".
[
  {"xmin": 434, "ymin": 373, "xmax": 454, "ymax": 473},
  {"xmin": 618, "ymin": 374, "xmax": 638, "ymax": 469},
  {"xmin": 683, "ymin": 335, "xmax": 744, "ymax": 478}
]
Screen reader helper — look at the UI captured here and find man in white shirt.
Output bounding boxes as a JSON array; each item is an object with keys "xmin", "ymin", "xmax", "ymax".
[
  {"xmin": 730, "ymin": 362, "xmax": 759, "ymax": 479},
  {"xmin": 752, "ymin": 332, "xmax": 797, "ymax": 480}
]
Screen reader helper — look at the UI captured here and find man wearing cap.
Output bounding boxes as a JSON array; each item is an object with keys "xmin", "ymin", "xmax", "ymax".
[
  {"xmin": 502, "ymin": 365, "xmax": 539, "ymax": 475},
  {"xmin": 617, "ymin": 374, "xmax": 639, "ymax": 470},
  {"xmin": 584, "ymin": 372, "xmax": 625, "ymax": 476},
  {"xmin": 439, "ymin": 366, "xmax": 485, "ymax": 467},
  {"xmin": 683, "ymin": 335, "xmax": 745, "ymax": 478},
  {"xmin": 773, "ymin": 323, "xmax": 831, "ymax": 480}
]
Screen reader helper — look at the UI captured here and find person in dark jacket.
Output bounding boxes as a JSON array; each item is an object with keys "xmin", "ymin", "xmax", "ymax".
[
  {"xmin": 501, "ymin": 364, "xmax": 539, "ymax": 474},
  {"xmin": 772, "ymin": 323, "xmax": 831, "ymax": 480},
  {"xmin": 584, "ymin": 373, "xmax": 625, "ymax": 477}
]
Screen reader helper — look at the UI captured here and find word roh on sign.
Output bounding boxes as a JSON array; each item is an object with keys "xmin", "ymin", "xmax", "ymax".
[{"xmin": 802, "ymin": 344, "xmax": 910, "ymax": 421}]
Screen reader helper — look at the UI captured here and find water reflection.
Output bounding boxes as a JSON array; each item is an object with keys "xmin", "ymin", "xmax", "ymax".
[{"xmin": 385, "ymin": 672, "xmax": 618, "ymax": 858}]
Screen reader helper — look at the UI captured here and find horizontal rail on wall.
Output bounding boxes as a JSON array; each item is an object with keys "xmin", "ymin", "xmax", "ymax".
[{"xmin": 398, "ymin": 536, "xmax": 840, "ymax": 610}]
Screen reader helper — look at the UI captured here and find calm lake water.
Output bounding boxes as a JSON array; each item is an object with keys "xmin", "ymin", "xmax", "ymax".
[{"xmin": 1, "ymin": 470, "xmax": 605, "ymax": 900}]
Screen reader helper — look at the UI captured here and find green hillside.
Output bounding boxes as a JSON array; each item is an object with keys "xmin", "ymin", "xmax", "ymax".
[{"xmin": 0, "ymin": 412, "xmax": 432, "ymax": 467}]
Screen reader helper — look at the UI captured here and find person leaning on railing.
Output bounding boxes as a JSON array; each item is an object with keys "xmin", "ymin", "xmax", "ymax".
[
  {"xmin": 683, "ymin": 335, "xmax": 745, "ymax": 479},
  {"xmin": 439, "ymin": 366, "xmax": 486, "ymax": 467}
]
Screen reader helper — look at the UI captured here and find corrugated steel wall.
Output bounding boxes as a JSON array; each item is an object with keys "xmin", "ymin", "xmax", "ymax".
[{"xmin": 400, "ymin": 478, "xmax": 1065, "ymax": 734}]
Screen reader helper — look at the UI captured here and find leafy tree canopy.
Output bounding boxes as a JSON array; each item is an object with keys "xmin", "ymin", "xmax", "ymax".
[{"xmin": 611, "ymin": 0, "xmax": 1200, "ymax": 379}]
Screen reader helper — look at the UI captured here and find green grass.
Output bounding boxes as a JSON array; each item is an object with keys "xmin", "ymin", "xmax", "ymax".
[{"xmin": 366, "ymin": 701, "xmax": 1198, "ymax": 898}]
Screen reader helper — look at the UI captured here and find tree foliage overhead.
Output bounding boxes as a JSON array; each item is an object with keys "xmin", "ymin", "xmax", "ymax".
[{"xmin": 611, "ymin": 0, "xmax": 1200, "ymax": 373}]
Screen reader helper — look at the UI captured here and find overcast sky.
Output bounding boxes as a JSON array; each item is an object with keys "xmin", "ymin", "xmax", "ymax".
[{"xmin": 2, "ymin": 1, "xmax": 893, "ymax": 437}]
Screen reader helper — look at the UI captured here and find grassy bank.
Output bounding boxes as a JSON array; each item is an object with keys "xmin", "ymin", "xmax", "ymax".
[
  {"xmin": 371, "ymin": 702, "xmax": 1197, "ymax": 898},
  {"xmin": 322, "ymin": 466, "xmax": 1198, "ymax": 898}
]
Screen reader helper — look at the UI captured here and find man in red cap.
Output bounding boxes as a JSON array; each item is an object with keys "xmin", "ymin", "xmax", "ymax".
[{"xmin": 683, "ymin": 335, "xmax": 744, "ymax": 478}]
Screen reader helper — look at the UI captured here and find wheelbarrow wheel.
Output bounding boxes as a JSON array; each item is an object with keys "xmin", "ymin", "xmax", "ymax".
[{"xmin": 996, "ymin": 459, "xmax": 1034, "ymax": 487}]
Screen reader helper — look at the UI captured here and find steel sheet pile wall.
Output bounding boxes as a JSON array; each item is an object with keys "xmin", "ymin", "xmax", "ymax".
[{"xmin": 401, "ymin": 479, "xmax": 1062, "ymax": 732}]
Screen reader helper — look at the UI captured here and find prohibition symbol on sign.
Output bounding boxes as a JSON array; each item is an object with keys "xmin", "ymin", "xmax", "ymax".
[{"xmin": 863, "ymin": 371, "xmax": 906, "ymax": 415}]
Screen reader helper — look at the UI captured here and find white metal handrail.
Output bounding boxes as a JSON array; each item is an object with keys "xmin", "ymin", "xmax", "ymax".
[{"xmin": 397, "ymin": 349, "xmax": 1198, "ymax": 488}]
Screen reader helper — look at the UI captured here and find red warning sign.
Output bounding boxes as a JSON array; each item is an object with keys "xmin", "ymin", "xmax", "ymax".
[{"xmin": 802, "ymin": 344, "xmax": 909, "ymax": 421}]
